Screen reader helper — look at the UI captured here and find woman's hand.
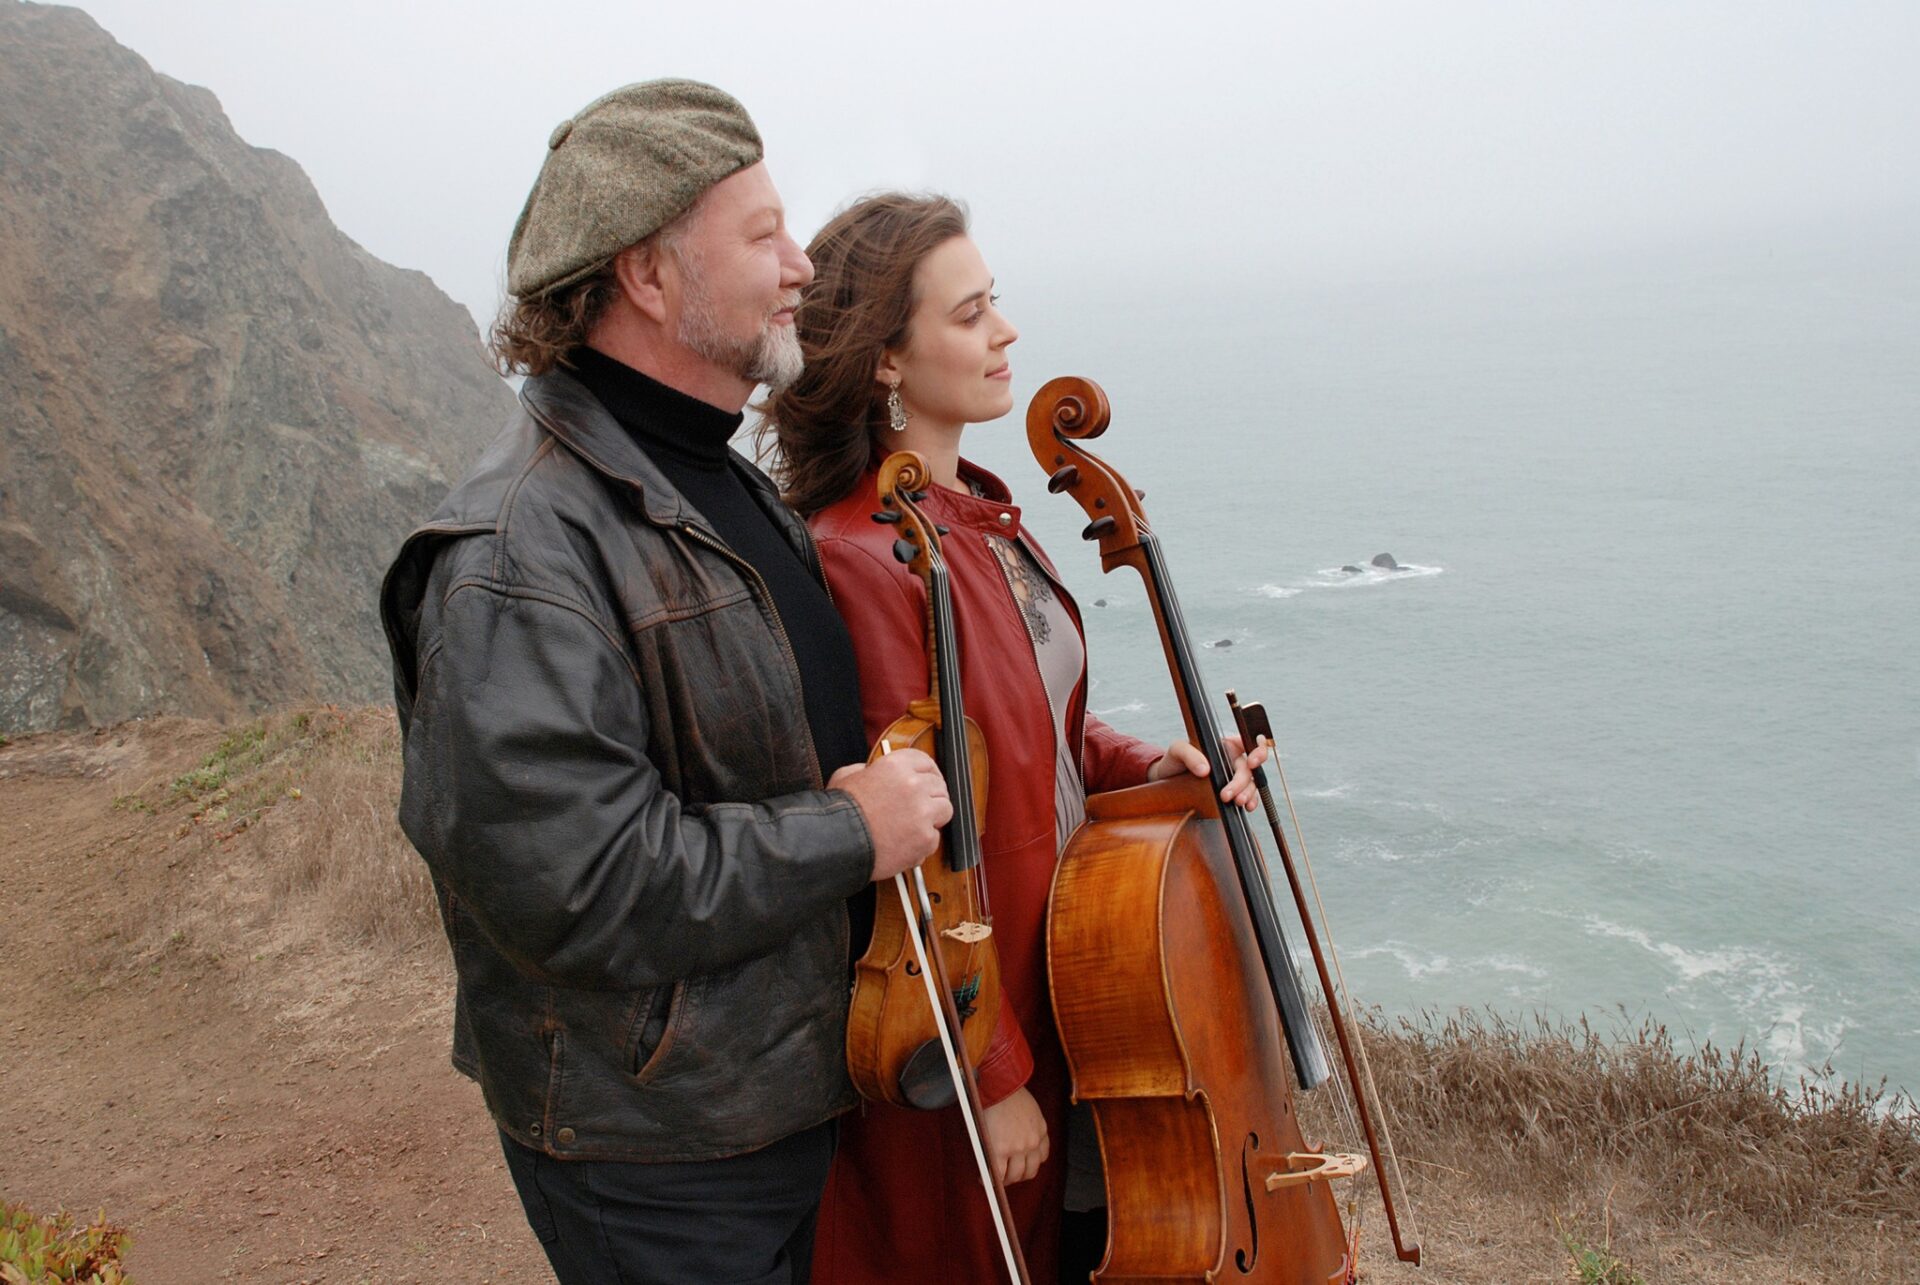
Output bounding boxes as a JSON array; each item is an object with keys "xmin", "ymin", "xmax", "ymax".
[
  {"xmin": 981, "ymin": 1086, "xmax": 1050, "ymax": 1184},
  {"xmin": 1148, "ymin": 735, "xmax": 1269, "ymax": 811}
]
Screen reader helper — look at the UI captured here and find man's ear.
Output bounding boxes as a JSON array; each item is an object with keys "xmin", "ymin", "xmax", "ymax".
[{"xmin": 612, "ymin": 241, "xmax": 672, "ymax": 325}]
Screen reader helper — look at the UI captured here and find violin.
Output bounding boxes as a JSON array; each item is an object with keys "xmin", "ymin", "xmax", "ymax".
[
  {"xmin": 845, "ymin": 449, "xmax": 1030, "ymax": 1284},
  {"xmin": 1030, "ymin": 377, "xmax": 1420, "ymax": 1283}
]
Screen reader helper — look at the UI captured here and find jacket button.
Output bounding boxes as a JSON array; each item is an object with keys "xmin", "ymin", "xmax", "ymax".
[
  {"xmin": 557, "ymin": 1127, "xmax": 577, "ymax": 1145},
  {"xmin": 529, "ymin": 1122, "xmax": 542, "ymax": 1137},
  {"xmin": 997, "ymin": 512, "xmax": 1012, "ymax": 527}
]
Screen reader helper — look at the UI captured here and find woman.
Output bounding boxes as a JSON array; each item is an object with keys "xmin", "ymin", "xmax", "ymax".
[{"xmin": 763, "ymin": 194, "xmax": 1263, "ymax": 1284}]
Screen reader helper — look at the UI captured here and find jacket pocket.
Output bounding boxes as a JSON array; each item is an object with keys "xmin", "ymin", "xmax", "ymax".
[{"xmin": 626, "ymin": 979, "xmax": 688, "ymax": 1083}]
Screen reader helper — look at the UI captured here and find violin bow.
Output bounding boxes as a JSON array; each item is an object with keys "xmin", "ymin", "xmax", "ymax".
[
  {"xmin": 1228, "ymin": 691, "xmax": 1424, "ymax": 1265},
  {"xmin": 873, "ymin": 450, "xmax": 1031, "ymax": 1285},
  {"xmin": 890, "ymin": 852, "xmax": 1029, "ymax": 1285}
]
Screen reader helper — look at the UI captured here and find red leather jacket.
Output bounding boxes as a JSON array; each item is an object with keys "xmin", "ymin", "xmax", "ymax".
[{"xmin": 809, "ymin": 458, "xmax": 1160, "ymax": 1284}]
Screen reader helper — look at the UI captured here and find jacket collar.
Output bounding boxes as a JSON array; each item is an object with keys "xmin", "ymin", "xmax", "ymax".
[
  {"xmin": 519, "ymin": 367, "xmax": 787, "ymax": 535},
  {"xmin": 895, "ymin": 456, "xmax": 1026, "ymax": 539}
]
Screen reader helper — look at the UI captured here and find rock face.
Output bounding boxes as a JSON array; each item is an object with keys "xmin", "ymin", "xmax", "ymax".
[{"xmin": 0, "ymin": 2, "xmax": 514, "ymax": 731}]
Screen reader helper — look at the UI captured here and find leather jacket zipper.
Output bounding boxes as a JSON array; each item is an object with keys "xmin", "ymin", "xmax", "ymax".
[
  {"xmin": 1013, "ymin": 532, "xmax": 1093, "ymax": 768},
  {"xmin": 678, "ymin": 521, "xmax": 825, "ymax": 790},
  {"xmin": 989, "ymin": 532, "xmax": 1068, "ymax": 763}
]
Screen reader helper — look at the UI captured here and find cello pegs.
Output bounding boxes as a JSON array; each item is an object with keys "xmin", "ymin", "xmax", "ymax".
[
  {"xmin": 871, "ymin": 510, "xmax": 903, "ymax": 524},
  {"xmin": 935, "ymin": 525, "xmax": 950, "ymax": 536},
  {"xmin": 1047, "ymin": 465, "xmax": 1080, "ymax": 493},
  {"xmin": 892, "ymin": 538, "xmax": 918, "ymax": 564},
  {"xmin": 1135, "ymin": 488, "xmax": 1147, "ymax": 501},
  {"xmin": 1081, "ymin": 516, "xmax": 1117, "ymax": 541}
]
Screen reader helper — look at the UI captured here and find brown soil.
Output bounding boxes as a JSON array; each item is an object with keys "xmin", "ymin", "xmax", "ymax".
[
  {"xmin": 0, "ymin": 713, "xmax": 544, "ymax": 1283},
  {"xmin": 3, "ymin": 710, "xmax": 1915, "ymax": 1283}
]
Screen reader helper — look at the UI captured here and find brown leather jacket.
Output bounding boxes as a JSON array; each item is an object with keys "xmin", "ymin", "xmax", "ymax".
[{"xmin": 380, "ymin": 370, "xmax": 872, "ymax": 1163}]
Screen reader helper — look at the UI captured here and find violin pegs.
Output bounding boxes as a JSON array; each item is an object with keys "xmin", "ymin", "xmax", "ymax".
[
  {"xmin": 1082, "ymin": 516, "xmax": 1117, "ymax": 541},
  {"xmin": 909, "ymin": 489, "xmax": 930, "ymax": 503},
  {"xmin": 1135, "ymin": 488, "xmax": 1147, "ymax": 501},
  {"xmin": 935, "ymin": 524, "xmax": 950, "ymax": 536},
  {"xmin": 1047, "ymin": 465, "xmax": 1080, "ymax": 493},
  {"xmin": 892, "ymin": 538, "xmax": 917, "ymax": 564},
  {"xmin": 871, "ymin": 510, "xmax": 902, "ymax": 524}
]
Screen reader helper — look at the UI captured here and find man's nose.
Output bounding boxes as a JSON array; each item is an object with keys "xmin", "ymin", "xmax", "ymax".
[{"xmin": 780, "ymin": 231, "xmax": 814, "ymax": 288}]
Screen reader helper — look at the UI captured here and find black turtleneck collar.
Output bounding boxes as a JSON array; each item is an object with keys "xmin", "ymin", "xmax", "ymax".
[{"xmin": 566, "ymin": 346, "xmax": 742, "ymax": 471}]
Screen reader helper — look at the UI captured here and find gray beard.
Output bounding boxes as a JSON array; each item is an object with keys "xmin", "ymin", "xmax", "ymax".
[{"xmin": 676, "ymin": 267, "xmax": 804, "ymax": 392}]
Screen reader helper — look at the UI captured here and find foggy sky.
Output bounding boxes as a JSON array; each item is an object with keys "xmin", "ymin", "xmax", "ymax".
[{"xmin": 56, "ymin": 0, "xmax": 1920, "ymax": 331}]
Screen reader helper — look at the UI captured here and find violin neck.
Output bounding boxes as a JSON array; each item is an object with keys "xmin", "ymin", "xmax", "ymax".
[{"xmin": 928, "ymin": 565, "xmax": 983, "ymax": 873}]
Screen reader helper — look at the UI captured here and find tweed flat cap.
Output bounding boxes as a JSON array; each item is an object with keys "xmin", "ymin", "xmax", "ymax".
[{"xmin": 506, "ymin": 79, "xmax": 763, "ymax": 297}]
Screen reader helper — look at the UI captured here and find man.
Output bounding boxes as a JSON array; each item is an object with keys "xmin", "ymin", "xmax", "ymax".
[{"xmin": 380, "ymin": 80, "xmax": 950, "ymax": 1285}]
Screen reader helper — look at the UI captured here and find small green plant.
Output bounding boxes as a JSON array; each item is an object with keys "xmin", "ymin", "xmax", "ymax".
[
  {"xmin": 168, "ymin": 719, "xmax": 269, "ymax": 801},
  {"xmin": 110, "ymin": 795, "xmax": 154, "ymax": 815},
  {"xmin": 0, "ymin": 1202, "xmax": 132, "ymax": 1283},
  {"xmin": 1554, "ymin": 1204, "xmax": 1642, "ymax": 1285},
  {"xmin": 1561, "ymin": 1233, "xmax": 1642, "ymax": 1284}
]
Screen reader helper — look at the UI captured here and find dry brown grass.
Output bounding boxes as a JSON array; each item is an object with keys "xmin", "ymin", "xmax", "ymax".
[
  {"xmin": 1358, "ymin": 1008, "xmax": 1920, "ymax": 1238},
  {"xmin": 97, "ymin": 705, "xmax": 439, "ymax": 980},
  {"xmin": 251, "ymin": 707, "xmax": 439, "ymax": 950}
]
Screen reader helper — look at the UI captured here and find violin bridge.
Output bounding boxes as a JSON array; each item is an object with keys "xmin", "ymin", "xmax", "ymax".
[
  {"xmin": 939, "ymin": 921, "xmax": 992, "ymax": 944},
  {"xmin": 1264, "ymin": 1151, "xmax": 1368, "ymax": 1192}
]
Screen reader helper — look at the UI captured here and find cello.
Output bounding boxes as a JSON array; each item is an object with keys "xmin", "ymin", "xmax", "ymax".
[
  {"xmin": 845, "ymin": 449, "xmax": 1031, "ymax": 1284},
  {"xmin": 1031, "ymin": 376, "xmax": 1419, "ymax": 1283}
]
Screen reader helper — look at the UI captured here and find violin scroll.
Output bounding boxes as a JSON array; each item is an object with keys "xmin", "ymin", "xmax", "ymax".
[{"xmin": 877, "ymin": 449, "xmax": 935, "ymax": 501}]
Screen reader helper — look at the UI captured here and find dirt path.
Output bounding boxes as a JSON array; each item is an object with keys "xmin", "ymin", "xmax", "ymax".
[{"xmin": 0, "ymin": 719, "xmax": 546, "ymax": 1283}]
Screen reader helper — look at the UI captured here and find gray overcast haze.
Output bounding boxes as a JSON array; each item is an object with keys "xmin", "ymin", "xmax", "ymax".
[{"xmin": 59, "ymin": 0, "xmax": 1920, "ymax": 331}]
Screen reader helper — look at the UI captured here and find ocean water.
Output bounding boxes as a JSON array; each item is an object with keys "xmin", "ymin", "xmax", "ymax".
[{"xmin": 956, "ymin": 233, "xmax": 1920, "ymax": 1095}]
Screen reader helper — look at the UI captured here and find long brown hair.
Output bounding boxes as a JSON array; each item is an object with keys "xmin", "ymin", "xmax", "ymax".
[{"xmin": 759, "ymin": 193, "xmax": 969, "ymax": 515}]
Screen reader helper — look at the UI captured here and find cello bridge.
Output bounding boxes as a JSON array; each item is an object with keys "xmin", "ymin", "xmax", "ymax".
[
  {"xmin": 1265, "ymin": 1151, "xmax": 1368, "ymax": 1192},
  {"xmin": 940, "ymin": 921, "xmax": 992, "ymax": 944}
]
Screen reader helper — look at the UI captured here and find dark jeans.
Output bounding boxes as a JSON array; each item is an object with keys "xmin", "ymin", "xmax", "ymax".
[{"xmin": 499, "ymin": 1121, "xmax": 836, "ymax": 1285}]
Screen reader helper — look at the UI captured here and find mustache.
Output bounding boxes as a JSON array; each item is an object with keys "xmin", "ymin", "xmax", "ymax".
[{"xmin": 769, "ymin": 291, "xmax": 802, "ymax": 317}]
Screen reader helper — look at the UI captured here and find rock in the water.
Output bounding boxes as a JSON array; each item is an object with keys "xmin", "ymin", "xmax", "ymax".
[
  {"xmin": 1093, "ymin": 598, "xmax": 1107, "ymax": 607},
  {"xmin": 1341, "ymin": 565, "xmax": 1364, "ymax": 574},
  {"xmin": 0, "ymin": 5, "xmax": 514, "ymax": 731},
  {"xmin": 1370, "ymin": 552, "xmax": 1401, "ymax": 570},
  {"xmin": 1214, "ymin": 638, "xmax": 1233, "ymax": 648}
]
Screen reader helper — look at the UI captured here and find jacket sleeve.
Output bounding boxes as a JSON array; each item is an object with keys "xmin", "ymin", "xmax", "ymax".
[
  {"xmin": 816, "ymin": 534, "xmax": 1038, "ymax": 1103},
  {"xmin": 397, "ymin": 578, "xmax": 875, "ymax": 992},
  {"xmin": 973, "ymin": 992, "xmax": 1037, "ymax": 1107},
  {"xmin": 1082, "ymin": 712, "xmax": 1163, "ymax": 794}
]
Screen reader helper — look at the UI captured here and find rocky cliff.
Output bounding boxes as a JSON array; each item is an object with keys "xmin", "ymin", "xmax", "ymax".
[{"xmin": 0, "ymin": 2, "xmax": 514, "ymax": 731}]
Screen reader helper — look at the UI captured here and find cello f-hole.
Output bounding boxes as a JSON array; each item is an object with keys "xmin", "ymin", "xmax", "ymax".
[{"xmin": 1236, "ymin": 1132, "xmax": 1261, "ymax": 1274}]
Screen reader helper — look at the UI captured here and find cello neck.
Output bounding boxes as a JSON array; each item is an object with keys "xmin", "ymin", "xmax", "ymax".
[{"xmin": 1026, "ymin": 376, "xmax": 1331, "ymax": 1089}]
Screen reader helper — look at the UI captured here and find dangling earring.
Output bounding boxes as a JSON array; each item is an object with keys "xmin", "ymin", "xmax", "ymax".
[{"xmin": 887, "ymin": 380, "xmax": 910, "ymax": 433}]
